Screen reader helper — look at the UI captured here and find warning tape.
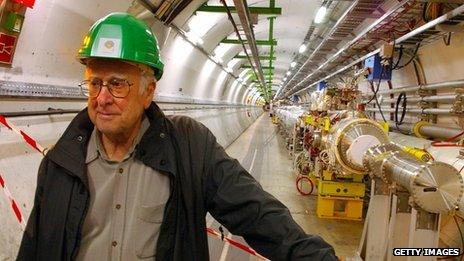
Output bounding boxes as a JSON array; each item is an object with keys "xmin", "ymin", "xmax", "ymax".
[
  {"xmin": 0, "ymin": 114, "xmax": 46, "ymax": 155},
  {"xmin": 206, "ymin": 227, "xmax": 268, "ymax": 260},
  {"xmin": 0, "ymin": 114, "xmax": 47, "ymax": 231},
  {"xmin": 0, "ymin": 173, "xmax": 25, "ymax": 230}
]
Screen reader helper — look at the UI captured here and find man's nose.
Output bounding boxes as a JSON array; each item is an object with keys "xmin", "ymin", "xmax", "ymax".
[{"xmin": 96, "ymin": 86, "xmax": 114, "ymax": 105}]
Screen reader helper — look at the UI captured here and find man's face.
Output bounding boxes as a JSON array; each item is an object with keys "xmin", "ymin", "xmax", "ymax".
[{"xmin": 85, "ymin": 59, "xmax": 155, "ymax": 137}]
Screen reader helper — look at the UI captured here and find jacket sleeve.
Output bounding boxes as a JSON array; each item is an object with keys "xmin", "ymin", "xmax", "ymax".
[
  {"xmin": 16, "ymin": 157, "xmax": 47, "ymax": 260},
  {"xmin": 203, "ymin": 129, "xmax": 337, "ymax": 261}
]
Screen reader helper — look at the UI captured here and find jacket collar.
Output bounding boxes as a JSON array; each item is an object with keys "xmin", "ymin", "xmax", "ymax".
[{"xmin": 47, "ymin": 102, "xmax": 177, "ymax": 186}]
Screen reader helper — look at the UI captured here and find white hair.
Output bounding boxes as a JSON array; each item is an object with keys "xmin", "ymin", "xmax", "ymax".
[{"xmin": 139, "ymin": 73, "xmax": 155, "ymax": 95}]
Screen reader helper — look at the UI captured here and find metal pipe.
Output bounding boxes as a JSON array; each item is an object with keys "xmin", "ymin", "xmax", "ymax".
[
  {"xmin": 365, "ymin": 107, "xmax": 454, "ymax": 115},
  {"xmin": 363, "ymin": 143, "xmax": 463, "ymax": 213},
  {"xmin": 378, "ymin": 94, "xmax": 457, "ymax": 103},
  {"xmin": 3, "ymin": 105, "xmax": 255, "ymax": 118},
  {"xmin": 289, "ymin": 4, "xmax": 464, "ymax": 98},
  {"xmin": 418, "ymin": 124, "xmax": 463, "ymax": 139},
  {"xmin": 388, "ymin": 122, "xmax": 463, "ymax": 139},
  {"xmin": 378, "ymin": 80, "xmax": 464, "ymax": 95},
  {"xmin": 231, "ymin": 0, "xmax": 267, "ymax": 94}
]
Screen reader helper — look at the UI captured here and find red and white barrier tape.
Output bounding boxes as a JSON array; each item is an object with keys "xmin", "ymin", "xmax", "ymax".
[
  {"xmin": 0, "ymin": 174, "xmax": 25, "ymax": 230},
  {"xmin": 206, "ymin": 227, "xmax": 268, "ymax": 260},
  {"xmin": 0, "ymin": 114, "xmax": 46, "ymax": 155},
  {"xmin": 0, "ymin": 114, "xmax": 47, "ymax": 230}
]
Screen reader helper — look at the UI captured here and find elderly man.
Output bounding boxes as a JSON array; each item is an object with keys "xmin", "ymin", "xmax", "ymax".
[{"xmin": 17, "ymin": 13, "xmax": 337, "ymax": 261}]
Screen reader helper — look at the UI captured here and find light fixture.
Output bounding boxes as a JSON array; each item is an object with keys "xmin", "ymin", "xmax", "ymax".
[
  {"xmin": 298, "ymin": 44, "xmax": 307, "ymax": 54},
  {"xmin": 314, "ymin": 5, "xmax": 327, "ymax": 24},
  {"xmin": 290, "ymin": 62, "xmax": 297, "ymax": 68},
  {"xmin": 286, "ymin": 71, "xmax": 291, "ymax": 76},
  {"xmin": 283, "ymin": 77, "xmax": 287, "ymax": 81}
]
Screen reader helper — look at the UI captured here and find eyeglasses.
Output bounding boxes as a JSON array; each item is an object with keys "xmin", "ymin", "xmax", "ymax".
[{"xmin": 79, "ymin": 77, "xmax": 133, "ymax": 98}]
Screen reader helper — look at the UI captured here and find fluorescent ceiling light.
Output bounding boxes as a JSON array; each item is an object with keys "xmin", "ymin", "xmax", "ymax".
[
  {"xmin": 314, "ymin": 6, "xmax": 327, "ymax": 24},
  {"xmin": 298, "ymin": 44, "xmax": 307, "ymax": 54},
  {"xmin": 290, "ymin": 62, "xmax": 297, "ymax": 68}
]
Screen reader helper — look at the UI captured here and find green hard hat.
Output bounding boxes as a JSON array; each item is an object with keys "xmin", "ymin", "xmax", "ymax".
[{"xmin": 77, "ymin": 12, "xmax": 164, "ymax": 80}]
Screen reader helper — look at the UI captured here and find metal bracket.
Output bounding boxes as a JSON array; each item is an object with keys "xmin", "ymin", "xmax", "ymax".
[{"xmin": 0, "ymin": 80, "xmax": 84, "ymax": 99}]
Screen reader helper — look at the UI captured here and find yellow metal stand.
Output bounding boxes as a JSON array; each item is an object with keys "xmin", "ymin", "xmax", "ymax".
[
  {"xmin": 315, "ymin": 170, "xmax": 365, "ymax": 221},
  {"xmin": 317, "ymin": 195, "xmax": 364, "ymax": 220}
]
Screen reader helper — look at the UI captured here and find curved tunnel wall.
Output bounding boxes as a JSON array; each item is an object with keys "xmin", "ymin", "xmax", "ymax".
[{"xmin": 0, "ymin": 0, "xmax": 262, "ymax": 106}]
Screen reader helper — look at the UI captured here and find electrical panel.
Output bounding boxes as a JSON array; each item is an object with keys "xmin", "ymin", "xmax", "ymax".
[
  {"xmin": 317, "ymin": 81, "xmax": 327, "ymax": 91},
  {"xmin": 364, "ymin": 54, "xmax": 392, "ymax": 82},
  {"xmin": 0, "ymin": 0, "xmax": 33, "ymax": 66}
]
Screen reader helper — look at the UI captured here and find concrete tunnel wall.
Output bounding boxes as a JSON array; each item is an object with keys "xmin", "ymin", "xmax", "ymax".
[{"xmin": 0, "ymin": 0, "xmax": 267, "ymax": 258}]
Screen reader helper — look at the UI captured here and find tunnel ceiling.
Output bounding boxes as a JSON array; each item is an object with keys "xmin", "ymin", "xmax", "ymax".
[{"xmin": 130, "ymin": 0, "xmax": 464, "ymax": 104}]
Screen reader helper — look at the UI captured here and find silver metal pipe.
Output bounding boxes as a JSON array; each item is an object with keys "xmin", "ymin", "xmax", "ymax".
[
  {"xmin": 388, "ymin": 122, "xmax": 463, "ymax": 139},
  {"xmin": 232, "ymin": 0, "xmax": 267, "ymax": 90},
  {"xmin": 378, "ymin": 80, "xmax": 464, "ymax": 95},
  {"xmin": 378, "ymin": 94, "xmax": 457, "ymax": 103},
  {"xmin": 365, "ymin": 107, "xmax": 454, "ymax": 115},
  {"xmin": 363, "ymin": 143, "xmax": 464, "ymax": 213},
  {"xmin": 418, "ymin": 124, "xmax": 463, "ymax": 139}
]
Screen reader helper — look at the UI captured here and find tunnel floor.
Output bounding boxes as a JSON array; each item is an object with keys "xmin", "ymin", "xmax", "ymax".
[{"xmin": 207, "ymin": 113, "xmax": 363, "ymax": 260}]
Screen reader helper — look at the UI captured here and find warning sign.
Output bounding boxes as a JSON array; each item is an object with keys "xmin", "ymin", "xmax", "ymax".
[{"xmin": 0, "ymin": 33, "xmax": 17, "ymax": 64}]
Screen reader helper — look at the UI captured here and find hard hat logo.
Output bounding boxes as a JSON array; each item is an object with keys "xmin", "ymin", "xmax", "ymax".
[
  {"xmin": 94, "ymin": 38, "xmax": 121, "ymax": 58},
  {"xmin": 104, "ymin": 40, "xmax": 114, "ymax": 49},
  {"xmin": 76, "ymin": 12, "xmax": 164, "ymax": 80}
]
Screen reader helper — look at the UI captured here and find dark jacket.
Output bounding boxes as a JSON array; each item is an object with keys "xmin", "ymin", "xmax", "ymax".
[{"xmin": 17, "ymin": 102, "xmax": 337, "ymax": 261}]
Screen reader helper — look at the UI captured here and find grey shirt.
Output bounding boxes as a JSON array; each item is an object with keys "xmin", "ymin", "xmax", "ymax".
[{"xmin": 76, "ymin": 116, "xmax": 171, "ymax": 261}]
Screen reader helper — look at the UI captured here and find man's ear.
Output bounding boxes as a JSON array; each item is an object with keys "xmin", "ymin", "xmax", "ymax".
[{"xmin": 143, "ymin": 80, "xmax": 156, "ymax": 109}]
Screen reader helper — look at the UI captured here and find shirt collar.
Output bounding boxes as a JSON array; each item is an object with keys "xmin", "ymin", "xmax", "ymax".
[{"xmin": 85, "ymin": 115, "xmax": 150, "ymax": 164}]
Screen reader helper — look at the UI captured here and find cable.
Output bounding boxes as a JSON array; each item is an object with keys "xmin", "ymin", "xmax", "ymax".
[
  {"xmin": 394, "ymin": 92, "xmax": 407, "ymax": 127},
  {"xmin": 431, "ymin": 130, "xmax": 464, "ymax": 147},
  {"xmin": 296, "ymin": 176, "xmax": 314, "ymax": 196},
  {"xmin": 371, "ymin": 64, "xmax": 388, "ymax": 123},
  {"xmin": 392, "ymin": 45, "xmax": 404, "ymax": 70},
  {"xmin": 365, "ymin": 79, "xmax": 379, "ymax": 105},
  {"xmin": 396, "ymin": 43, "xmax": 421, "ymax": 70},
  {"xmin": 422, "ymin": 2, "xmax": 430, "ymax": 22}
]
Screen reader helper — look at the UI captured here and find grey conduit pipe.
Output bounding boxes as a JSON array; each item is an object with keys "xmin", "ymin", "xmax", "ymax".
[
  {"xmin": 378, "ymin": 94, "xmax": 458, "ymax": 104},
  {"xmin": 388, "ymin": 122, "xmax": 463, "ymax": 140},
  {"xmin": 377, "ymin": 80, "xmax": 464, "ymax": 95},
  {"xmin": 365, "ymin": 107, "xmax": 454, "ymax": 115}
]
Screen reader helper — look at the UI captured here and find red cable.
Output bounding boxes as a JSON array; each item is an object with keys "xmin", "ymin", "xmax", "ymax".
[
  {"xmin": 296, "ymin": 176, "xmax": 314, "ymax": 196},
  {"xmin": 431, "ymin": 130, "xmax": 464, "ymax": 147}
]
